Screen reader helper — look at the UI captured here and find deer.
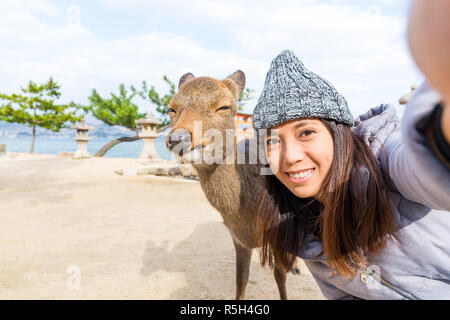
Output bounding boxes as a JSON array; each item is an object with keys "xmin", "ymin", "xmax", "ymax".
[{"xmin": 165, "ymin": 70, "xmax": 298, "ymax": 300}]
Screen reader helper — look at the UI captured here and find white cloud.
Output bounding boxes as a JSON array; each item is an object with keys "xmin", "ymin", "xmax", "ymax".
[
  {"xmin": 97, "ymin": 0, "xmax": 423, "ymax": 114},
  {"xmin": 0, "ymin": 0, "xmax": 423, "ymax": 119},
  {"xmin": 0, "ymin": 0, "xmax": 60, "ymax": 16}
]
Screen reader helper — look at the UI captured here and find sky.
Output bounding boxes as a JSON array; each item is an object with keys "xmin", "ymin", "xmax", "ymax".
[{"xmin": 0, "ymin": 0, "xmax": 423, "ymax": 119}]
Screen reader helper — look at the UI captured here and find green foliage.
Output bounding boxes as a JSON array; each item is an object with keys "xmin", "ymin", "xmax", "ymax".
[
  {"xmin": 87, "ymin": 84, "xmax": 148, "ymax": 157},
  {"xmin": 238, "ymin": 87, "xmax": 256, "ymax": 111},
  {"xmin": 138, "ymin": 75, "xmax": 176, "ymax": 127},
  {"xmin": 0, "ymin": 78, "xmax": 85, "ymax": 132},
  {"xmin": 87, "ymin": 83, "xmax": 146, "ymax": 131}
]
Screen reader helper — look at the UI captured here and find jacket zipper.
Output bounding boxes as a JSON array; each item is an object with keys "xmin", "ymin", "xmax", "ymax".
[{"xmin": 360, "ymin": 266, "xmax": 421, "ymax": 300}]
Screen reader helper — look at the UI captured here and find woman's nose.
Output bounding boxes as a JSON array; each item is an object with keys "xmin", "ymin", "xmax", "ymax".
[{"xmin": 282, "ymin": 141, "xmax": 306, "ymax": 165}]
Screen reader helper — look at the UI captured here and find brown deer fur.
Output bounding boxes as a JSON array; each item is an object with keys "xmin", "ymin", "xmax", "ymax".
[{"xmin": 166, "ymin": 70, "xmax": 294, "ymax": 300}]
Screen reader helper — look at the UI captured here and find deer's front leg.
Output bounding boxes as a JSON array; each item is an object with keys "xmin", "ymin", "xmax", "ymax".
[
  {"xmin": 273, "ymin": 256, "xmax": 290, "ymax": 300},
  {"xmin": 232, "ymin": 238, "xmax": 252, "ymax": 300}
]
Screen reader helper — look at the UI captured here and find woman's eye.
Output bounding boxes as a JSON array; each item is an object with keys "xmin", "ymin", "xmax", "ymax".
[
  {"xmin": 266, "ymin": 138, "xmax": 280, "ymax": 145},
  {"xmin": 300, "ymin": 130, "xmax": 314, "ymax": 137}
]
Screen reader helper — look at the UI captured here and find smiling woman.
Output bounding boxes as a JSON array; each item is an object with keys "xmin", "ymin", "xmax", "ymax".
[
  {"xmin": 265, "ymin": 118, "xmax": 334, "ymax": 199},
  {"xmin": 252, "ymin": 49, "xmax": 450, "ymax": 300},
  {"xmin": 258, "ymin": 112, "xmax": 394, "ymax": 278},
  {"xmin": 254, "ymin": 51, "xmax": 396, "ymax": 279}
]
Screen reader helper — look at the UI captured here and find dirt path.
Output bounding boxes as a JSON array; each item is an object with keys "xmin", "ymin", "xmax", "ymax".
[{"xmin": 0, "ymin": 153, "xmax": 324, "ymax": 299}]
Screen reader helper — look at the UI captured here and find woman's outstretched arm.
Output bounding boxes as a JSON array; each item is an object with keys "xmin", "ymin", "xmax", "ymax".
[{"xmin": 408, "ymin": 0, "xmax": 450, "ymax": 144}]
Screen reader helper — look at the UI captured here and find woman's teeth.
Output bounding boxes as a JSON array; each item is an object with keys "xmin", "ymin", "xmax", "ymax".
[{"xmin": 288, "ymin": 169, "xmax": 314, "ymax": 179}]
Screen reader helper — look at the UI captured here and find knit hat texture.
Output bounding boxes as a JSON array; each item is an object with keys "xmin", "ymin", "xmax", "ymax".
[{"xmin": 252, "ymin": 50, "xmax": 354, "ymax": 129}]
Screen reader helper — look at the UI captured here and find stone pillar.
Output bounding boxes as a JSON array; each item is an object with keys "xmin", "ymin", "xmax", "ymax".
[
  {"xmin": 140, "ymin": 137, "xmax": 160, "ymax": 159},
  {"xmin": 135, "ymin": 111, "xmax": 162, "ymax": 160},
  {"xmin": 73, "ymin": 121, "xmax": 94, "ymax": 159},
  {"xmin": 0, "ymin": 144, "xmax": 6, "ymax": 158}
]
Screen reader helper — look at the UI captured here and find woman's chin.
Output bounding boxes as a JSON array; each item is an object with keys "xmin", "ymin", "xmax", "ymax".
[{"xmin": 289, "ymin": 187, "xmax": 318, "ymax": 199}]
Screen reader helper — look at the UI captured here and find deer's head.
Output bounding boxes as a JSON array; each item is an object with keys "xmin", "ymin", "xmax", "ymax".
[{"xmin": 166, "ymin": 70, "xmax": 245, "ymax": 164}]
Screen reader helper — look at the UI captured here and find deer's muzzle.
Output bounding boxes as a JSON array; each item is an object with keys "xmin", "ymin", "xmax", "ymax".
[{"xmin": 167, "ymin": 129, "xmax": 192, "ymax": 155}]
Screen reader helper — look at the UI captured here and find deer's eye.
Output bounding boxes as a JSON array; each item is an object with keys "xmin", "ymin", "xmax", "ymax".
[
  {"xmin": 216, "ymin": 106, "xmax": 232, "ymax": 112},
  {"xmin": 168, "ymin": 108, "xmax": 176, "ymax": 114}
]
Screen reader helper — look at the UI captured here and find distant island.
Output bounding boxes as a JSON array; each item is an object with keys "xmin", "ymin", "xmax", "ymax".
[{"xmin": 0, "ymin": 121, "xmax": 168, "ymax": 139}]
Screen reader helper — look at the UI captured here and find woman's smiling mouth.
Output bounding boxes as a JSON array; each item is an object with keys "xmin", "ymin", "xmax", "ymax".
[{"xmin": 286, "ymin": 168, "xmax": 315, "ymax": 184}]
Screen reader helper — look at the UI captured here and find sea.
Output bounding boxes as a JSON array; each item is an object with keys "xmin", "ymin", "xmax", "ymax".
[{"xmin": 0, "ymin": 135, "xmax": 173, "ymax": 160}]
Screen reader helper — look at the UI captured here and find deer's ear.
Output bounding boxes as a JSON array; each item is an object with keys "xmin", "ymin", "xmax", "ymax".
[
  {"xmin": 223, "ymin": 70, "xmax": 245, "ymax": 99},
  {"xmin": 178, "ymin": 73, "xmax": 195, "ymax": 89}
]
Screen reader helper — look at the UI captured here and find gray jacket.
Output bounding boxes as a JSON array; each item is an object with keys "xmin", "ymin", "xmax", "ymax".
[{"xmin": 298, "ymin": 82, "xmax": 450, "ymax": 300}]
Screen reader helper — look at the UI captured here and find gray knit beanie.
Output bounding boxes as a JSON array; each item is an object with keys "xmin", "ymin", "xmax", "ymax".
[{"xmin": 252, "ymin": 50, "xmax": 354, "ymax": 130}]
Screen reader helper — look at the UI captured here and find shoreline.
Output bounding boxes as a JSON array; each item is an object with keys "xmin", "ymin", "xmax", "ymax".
[{"xmin": 0, "ymin": 137, "xmax": 172, "ymax": 160}]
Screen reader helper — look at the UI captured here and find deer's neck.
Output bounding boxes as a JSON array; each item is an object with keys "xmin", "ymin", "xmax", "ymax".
[{"xmin": 193, "ymin": 163, "xmax": 242, "ymax": 217}]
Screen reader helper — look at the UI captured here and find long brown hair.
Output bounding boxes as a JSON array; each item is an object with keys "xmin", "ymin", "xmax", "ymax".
[{"xmin": 255, "ymin": 119, "xmax": 395, "ymax": 278}]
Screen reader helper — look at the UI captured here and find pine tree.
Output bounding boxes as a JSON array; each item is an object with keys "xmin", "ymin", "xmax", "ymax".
[
  {"xmin": 140, "ymin": 75, "xmax": 176, "ymax": 128},
  {"xmin": 0, "ymin": 78, "xmax": 85, "ymax": 153},
  {"xmin": 87, "ymin": 83, "xmax": 147, "ymax": 157},
  {"xmin": 238, "ymin": 88, "xmax": 256, "ymax": 111}
]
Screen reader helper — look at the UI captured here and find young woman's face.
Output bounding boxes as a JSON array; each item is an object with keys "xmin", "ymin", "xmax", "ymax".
[{"xmin": 265, "ymin": 118, "xmax": 334, "ymax": 199}]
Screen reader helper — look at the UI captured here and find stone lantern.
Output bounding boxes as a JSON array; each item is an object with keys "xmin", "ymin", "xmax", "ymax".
[
  {"xmin": 135, "ymin": 111, "xmax": 162, "ymax": 159},
  {"xmin": 72, "ymin": 120, "xmax": 94, "ymax": 159}
]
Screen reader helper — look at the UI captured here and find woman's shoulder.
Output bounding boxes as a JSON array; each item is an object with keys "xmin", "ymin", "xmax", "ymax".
[
  {"xmin": 351, "ymin": 103, "xmax": 401, "ymax": 157},
  {"xmin": 355, "ymin": 83, "xmax": 450, "ymax": 211},
  {"xmin": 351, "ymin": 82, "xmax": 443, "ymax": 152}
]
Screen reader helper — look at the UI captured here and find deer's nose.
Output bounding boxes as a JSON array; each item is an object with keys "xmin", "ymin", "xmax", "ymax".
[{"xmin": 167, "ymin": 129, "xmax": 192, "ymax": 151}]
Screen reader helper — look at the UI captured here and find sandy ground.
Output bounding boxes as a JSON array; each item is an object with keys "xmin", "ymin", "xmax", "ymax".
[{"xmin": 0, "ymin": 152, "xmax": 324, "ymax": 300}]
